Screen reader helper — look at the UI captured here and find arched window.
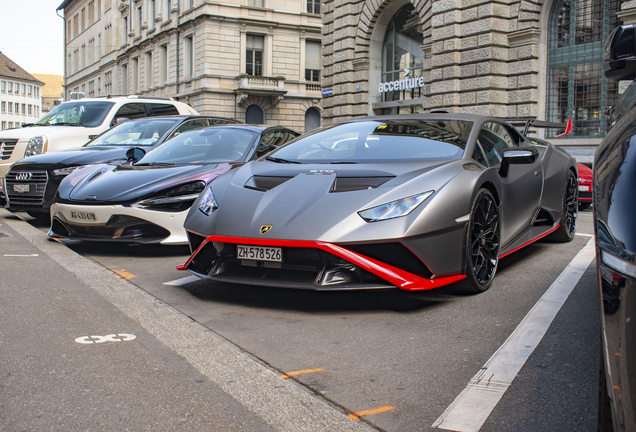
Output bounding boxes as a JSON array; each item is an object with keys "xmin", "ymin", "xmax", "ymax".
[
  {"xmin": 381, "ymin": 4, "xmax": 424, "ymax": 103},
  {"xmin": 547, "ymin": 0, "xmax": 621, "ymax": 137},
  {"xmin": 245, "ymin": 104, "xmax": 264, "ymax": 124},
  {"xmin": 304, "ymin": 107, "xmax": 320, "ymax": 132}
]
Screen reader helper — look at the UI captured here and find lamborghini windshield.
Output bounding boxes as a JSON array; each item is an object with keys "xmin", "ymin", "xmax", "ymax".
[
  {"xmin": 85, "ymin": 118, "xmax": 181, "ymax": 147},
  {"xmin": 136, "ymin": 127, "xmax": 257, "ymax": 165},
  {"xmin": 268, "ymin": 119, "xmax": 472, "ymax": 163}
]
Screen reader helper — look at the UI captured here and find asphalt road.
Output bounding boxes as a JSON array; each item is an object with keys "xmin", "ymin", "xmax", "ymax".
[{"xmin": 0, "ymin": 207, "xmax": 599, "ymax": 431}]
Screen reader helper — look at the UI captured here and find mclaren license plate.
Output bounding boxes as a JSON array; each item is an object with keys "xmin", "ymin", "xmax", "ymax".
[
  {"xmin": 237, "ymin": 245, "xmax": 282, "ymax": 262},
  {"xmin": 13, "ymin": 184, "xmax": 30, "ymax": 193},
  {"xmin": 70, "ymin": 211, "xmax": 97, "ymax": 221}
]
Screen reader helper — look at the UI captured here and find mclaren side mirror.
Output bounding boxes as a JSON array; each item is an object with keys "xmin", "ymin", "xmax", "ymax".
[
  {"xmin": 126, "ymin": 147, "xmax": 146, "ymax": 163},
  {"xmin": 499, "ymin": 147, "xmax": 538, "ymax": 178},
  {"xmin": 603, "ymin": 24, "xmax": 636, "ymax": 81}
]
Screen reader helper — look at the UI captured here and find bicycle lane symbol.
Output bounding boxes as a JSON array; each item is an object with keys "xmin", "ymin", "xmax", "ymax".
[{"xmin": 75, "ymin": 334, "xmax": 137, "ymax": 344}]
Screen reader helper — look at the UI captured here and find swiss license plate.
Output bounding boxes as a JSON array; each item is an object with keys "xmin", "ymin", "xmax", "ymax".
[
  {"xmin": 578, "ymin": 185, "xmax": 590, "ymax": 192},
  {"xmin": 237, "ymin": 245, "xmax": 282, "ymax": 262},
  {"xmin": 13, "ymin": 184, "xmax": 30, "ymax": 193},
  {"xmin": 70, "ymin": 211, "xmax": 97, "ymax": 221}
]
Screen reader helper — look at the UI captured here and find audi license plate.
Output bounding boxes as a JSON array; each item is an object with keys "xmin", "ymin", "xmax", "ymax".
[
  {"xmin": 237, "ymin": 245, "xmax": 282, "ymax": 262},
  {"xmin": 70, "ymin": 211, "xmax": 97, "ymax": 221},
  {"xmin": 13, "ymin": 184, "xmax": 30, "ymax": 193},
  {"xmin": 578, "ymin": 185, "xmax": 590, "ymax": 192}
]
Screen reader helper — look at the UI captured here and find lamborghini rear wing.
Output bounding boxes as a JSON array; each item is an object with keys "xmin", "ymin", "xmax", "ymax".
[{"xmin": 507, "ymin": 118, "xmax": 573, "ymax": 138}]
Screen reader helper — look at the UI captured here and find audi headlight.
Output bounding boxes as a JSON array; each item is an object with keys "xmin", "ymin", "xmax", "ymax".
[
  {"xmin": 24, "ymin": 136, "xmax": 48, "ymax": 157},
  {"xmin": 358, "ymin": 191, "xmax": 434, "ymax": 222},
  {"xmin": 198, "ymin": 187, "xmax": 218, "ymax": 216},
  {"xmin": 53, "ymin": 166, "xmax": 82, "ymax": 177},
  {"xmin": 131, "ymin": 181, "xmax": 206, "ymax": 212}
]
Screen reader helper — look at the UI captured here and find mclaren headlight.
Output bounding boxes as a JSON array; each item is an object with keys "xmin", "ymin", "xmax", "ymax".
[
  {"xmin": 132, "ymin": 181, "xmax": 206, "ymax": 212},
  {"xmin": 601, "ymin": 250, "xmax": 636, "ymax": 279},
  {"xmin": 198, "ymin": 187, "xmax": 218, "ymax": 216},
  {"xmin": 53, "ymin": 166, "xmax": 83, "ymax": 177},
  {"xmin": 24, "ymin": 136, "xmax": 48, "ymax": 157},
  {"xmin": 358, "ymin": 191, "xmax": 434, "ymax": 222}
]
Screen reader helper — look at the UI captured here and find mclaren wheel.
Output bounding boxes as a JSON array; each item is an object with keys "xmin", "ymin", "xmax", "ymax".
[
  {"xmin": 546, "ymin": 170, "xmax": 577, "ymax": 243},
  {"xmin": 463, "ymin": 188, "xmax": 501, "ymax": 293}
]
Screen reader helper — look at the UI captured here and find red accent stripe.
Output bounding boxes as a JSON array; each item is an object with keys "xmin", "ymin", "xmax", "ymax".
[
  {"xmin": 498, "ymin": 224, "xmax": 560, "ymax": 259},
  {"xmin": 177, "ymin": 235, "xmax": 465, "ymax": 291},
  {"xmin": 555, "ymin": 119, "xmax": 573, "ymax": 138}
]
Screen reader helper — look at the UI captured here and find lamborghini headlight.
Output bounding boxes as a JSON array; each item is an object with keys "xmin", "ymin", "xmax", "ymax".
[
  {"xmin": 358, "ymin": 191, "xmax": 434, "ymax": 222},
  {"xmin": 132, "ymin": 181, "xmax": 206, "ymax": 212},
  {"xmin": 24, "ymin": 136, "xmax": 48, "ymax": 157},
  {"xmin": 198, "ymin": 187, "xmax": 218, "ymax": 216},
  {"xmin": 53, "ymin": 166, "xmax": 83, "ymax": 177}
]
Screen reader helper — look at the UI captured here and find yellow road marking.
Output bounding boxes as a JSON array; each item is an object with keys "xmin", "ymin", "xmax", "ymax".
[
  {"xmin": 280, "ymin": 368, "xmax": 324, "ymax": 379},
  {"xmin": 102, "ymin": 266, "xmax": 137, "ymax": 280},
  {"xmin": 348, "ymin": 406, "xmax": 395, "ymax": 419}
]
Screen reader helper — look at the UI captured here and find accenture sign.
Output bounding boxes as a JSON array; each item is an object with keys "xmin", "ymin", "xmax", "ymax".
[{"xmin": 379, "ymin": 68, "xmax": 424, "ymax": 93}]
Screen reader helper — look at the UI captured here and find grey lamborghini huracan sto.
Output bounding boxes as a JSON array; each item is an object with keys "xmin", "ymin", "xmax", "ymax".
[{"xmin": 178, "ymin": 114, "xmax": 578, "ymax": 293}]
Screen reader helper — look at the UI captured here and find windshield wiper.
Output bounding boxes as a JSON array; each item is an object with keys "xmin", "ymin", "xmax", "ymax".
[
  {"xmin": 48, "ymin": 122, "xmax": 80, "ymax": 127},
  {"xmin": 265, "ymin": 156, "xmax": 302, "ymax": 164},
  {"xmin": 329, "ymin": 161, "xmax": 358, "ymax": 164},
  {"xmin": 135, "ymin": 162, "xmax": 176, "ymax": 166}
]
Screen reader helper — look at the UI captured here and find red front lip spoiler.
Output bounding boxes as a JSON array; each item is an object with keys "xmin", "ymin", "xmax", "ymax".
[{"xmin": 177, "ymin": 235, "xmax": 465, "ymax": 291}]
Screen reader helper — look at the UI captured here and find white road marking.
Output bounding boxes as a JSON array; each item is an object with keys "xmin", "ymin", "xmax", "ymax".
[
  {"xmin": 163, "ymin": 275, "xmax": 200, "ymax": 286},
  {"xmin": 3, "ymin": 254, "xmax": 39, "ymax": 257},
  {"xmin": 75, "ymin": 333, "xmax": 137, "ymax": 344},
  {"xmin": 432, "ymin": 238, "xmax": 596, "ymax": 432}
]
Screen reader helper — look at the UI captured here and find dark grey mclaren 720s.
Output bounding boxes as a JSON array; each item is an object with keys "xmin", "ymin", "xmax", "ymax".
[{"xmin": 178, "ymin": 113, "xmax": 578, "ymax": 293}]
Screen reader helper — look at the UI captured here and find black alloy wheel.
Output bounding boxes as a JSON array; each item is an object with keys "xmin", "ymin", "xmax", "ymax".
[
  {"xmin": 464, "ymin": 188, "xmax": 501, "ymax": 293},
  {"xmin": 546, "ymin": 170, "xmax": 577, "ymax": 243}
]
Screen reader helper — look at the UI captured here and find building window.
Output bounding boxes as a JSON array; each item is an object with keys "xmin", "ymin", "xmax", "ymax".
[
  {"xmin": 246, "ymin": 35, "xmax": 264, "ymax": 76},
  {"xmin": 248, "ymin": 0, "xmax": 264, "ymax": 7},
  {"xmin": 1, "ymin": 121, "xmax": 5, "ymax": 130},
  {"xmin": 36, "ymin": 106, "xmax": 39, "ymax": 117},
  {"xmin": 150, "ymin": 0, "xmax": 156, "ymax": 27},
  {"xmin": 27, "ymin": 85, "xmax": 32, "ymax": 96},
  {"xmin": 104, "ymin": 70, "xmax": 112, "ymax": 96},
  {"xmin": 73, "ymin": 14, "xmax": 79, "ymax": 38},
  {"xmin": 381, "ymin": 4, "xmax": 424, "ymax": 103},
  {"xmin": 307, "ymin": 0, "xmax": 320, "ymax": 14},
  {"xmin": 7, "ymin": 82, "xmax": 12, "ymax": 94},
  {"xmin": 123, "ymin": 16, "xmax": 128, "ymax": 39},
  {"xmin": 28, "ymin": 105, "xmax": 32, "ymax": 115},
  {"xmin": 121, "ymin": 64, "xmax": 129, "ymax": 94},
  {"xmin": 81, "ymin": 7, "xmax": 86, "ymax": 32},
  {"xmin": 184, "ymin": 35, "xmax": 194, "ymax": 78},
  {"xmin": 21, "ymin": 84, "xmax": 25, "ymax": 95},
  {"xmin": 161, "ymin": 44, "xmax": 168, "ymax": 83},
  {"xmin": 1, "ymin": 101, "xmax": 5, "ymax": 113},
  {"xmin": 7, "ymin": 102, "xmax": 12, "ymax": 114},
  {"xmin": 1, "ymin": 81, "xmax": 5, "ymax": 93},
  {"xmin": 8, "ymin": 122, "xmax": 13, "ymax": 128},
  {"xmin": 145, "ymin": 51, "xmax": 153, "ymax": 88},
  {"xmin": 305, "ymin": 107, "xmax": 320, "ymax": 132},
  {"xmin": 14, "ymin": 103, "xmax": 19, "ymax": 113},
  {"xmin": 305, "ymin": 40, "xmax": 321, "ymax": 82},
  {"xmin": 15, "ymin": 122, "xmax": 20, "ymax": 128},
  {"xmin": 245, "ymin": 104, "xmax": 264, "ymax": 123},
  {"xmin": 137, "ymin": 5, "xmax": 143, "ymax": 32},
  {"xmin": 21, "ymin": 104, "xmax": 26, "ymax": 115},
  {"xmin": 547, "ymin": 0, "xmax": 621, "ymax": 138},
  {"xmin": 132, "ymin": 57, "xmax": 139, "ymax": 93}
]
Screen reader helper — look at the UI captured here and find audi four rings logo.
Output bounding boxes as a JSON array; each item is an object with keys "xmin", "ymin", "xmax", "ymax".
[{"xmin": 16, "ymin": 172, "xmax": 32, "ymax": 181}]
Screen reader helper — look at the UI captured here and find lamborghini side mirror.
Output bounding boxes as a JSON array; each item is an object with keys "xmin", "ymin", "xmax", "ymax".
[
  {"xmin": 499, "ymin": 147, "xmax": 538, "ymax": 178},
  {"xmin": 126, "ymin": 147, "xmax": 146, "ymax": 163}
]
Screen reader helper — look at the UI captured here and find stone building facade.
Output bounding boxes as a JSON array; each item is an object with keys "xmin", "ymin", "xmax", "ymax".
[
  {"xmin": 321, "ymin": 0, "xmax": 636, "ymax": 155},
  {"xmin": 57, "ymin": 0, "xmax": 323, "ymax": 132}
]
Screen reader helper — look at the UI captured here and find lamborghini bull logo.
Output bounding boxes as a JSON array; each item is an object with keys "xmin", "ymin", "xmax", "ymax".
[{"xmin": 260, "ymin": 225, "xmax": 273, "ymax": 234}]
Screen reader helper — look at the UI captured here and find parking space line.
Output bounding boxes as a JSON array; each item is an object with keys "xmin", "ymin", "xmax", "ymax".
[
  {"xmin": 348, "ymin": 406, "xmax": 395, "ymax": 419},
  {"xmin": 432, "ymin": 238, "xmax": 595, "ymax": 432},
  {"xmin": 3, "ymin": 254, "xmax": 39, "ymax": 257},
  {"xmin": 163, "ymin": 275, "xmax": 200, "ymax": 286},
  {"xmin": 575, "ymin": 233, "xmax": 593, "ymax": 237},
  {"xmin": 281, "ymin": 368, "xmax": 324, "ymax": 378}
]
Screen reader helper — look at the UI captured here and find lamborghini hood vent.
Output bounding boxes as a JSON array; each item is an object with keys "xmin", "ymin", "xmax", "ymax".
[
  {"xmin": 244, "ymin": 174, "xmax": 395, "ymax": 192},
  {"xmin": 245, "ymin": 176, "xmax": 293, "ymax": 191},
  {"xmin": 330, "ymin": 176, "xmax": 393, "ymax": 192}
]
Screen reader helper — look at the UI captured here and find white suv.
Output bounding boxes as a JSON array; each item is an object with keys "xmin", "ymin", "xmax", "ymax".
[{"xmin": 0, "ymin": 96, "xmax": 198, "ymax": 192}]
